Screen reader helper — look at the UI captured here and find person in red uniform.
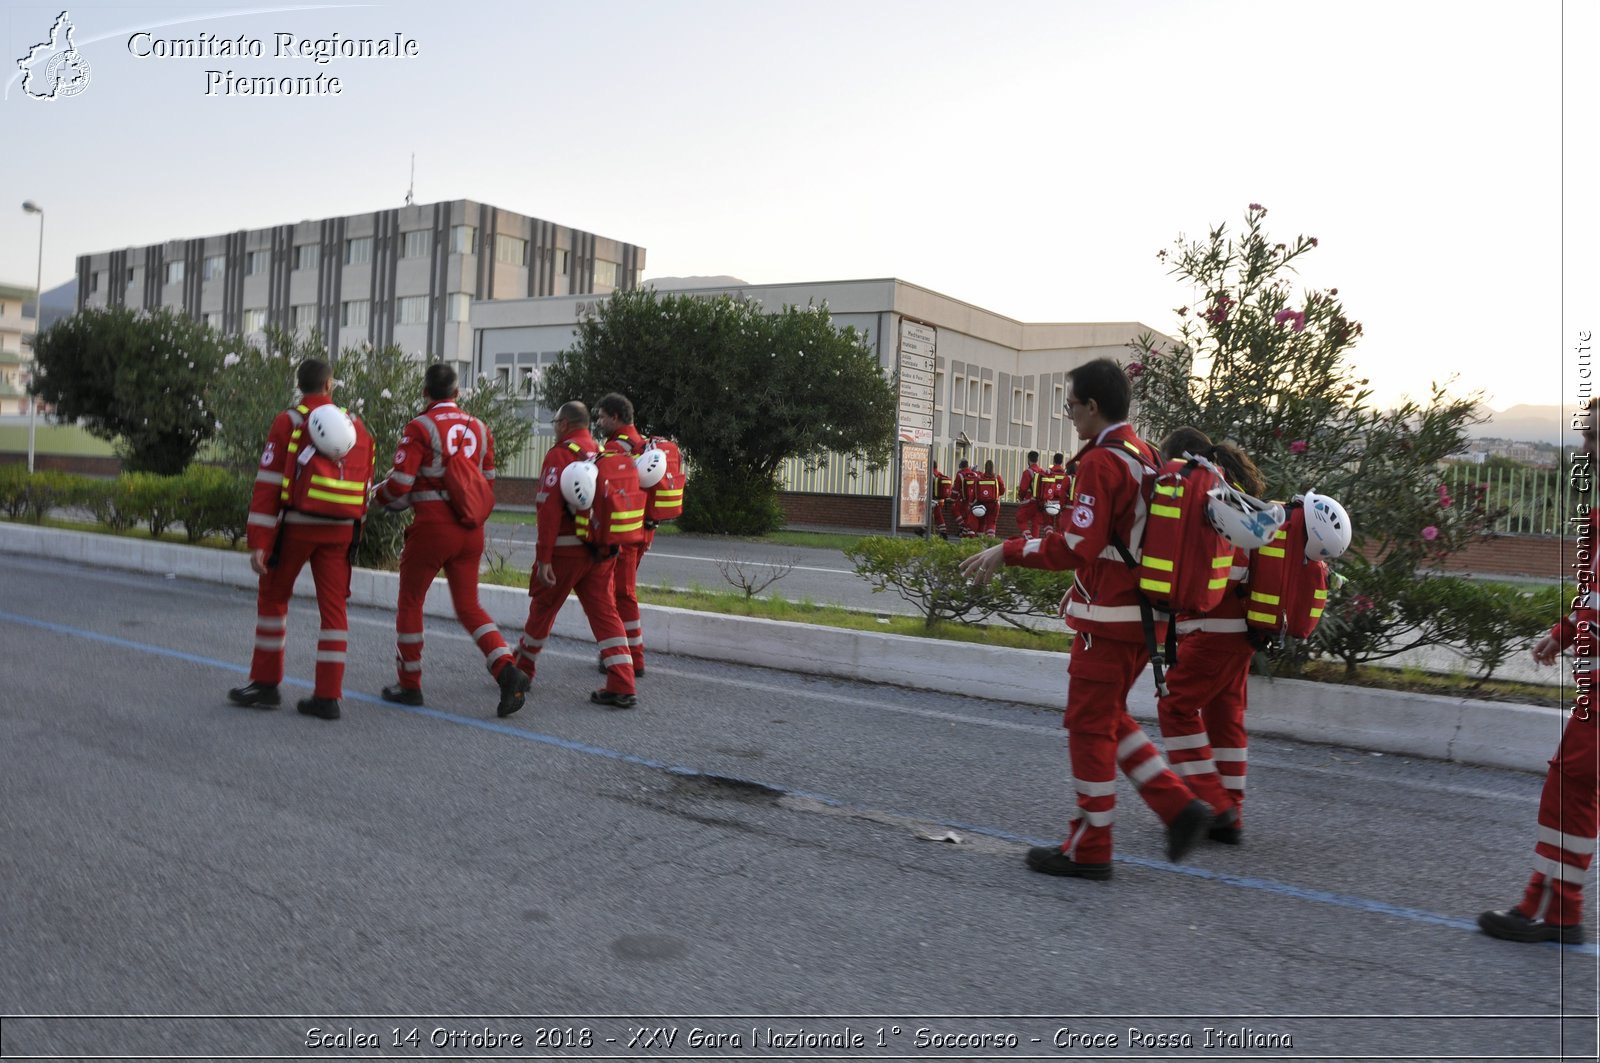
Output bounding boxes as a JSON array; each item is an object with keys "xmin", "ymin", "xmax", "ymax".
[
  {"xmin": 976, "ymin": 460, "xmax": 1005, "ymax": 537},
  {"xmin": 1016, "ymin": 451, "xmax": 1045, "ymax": 539},
  {"xmin": 371, "ymin": 363, "xmax": 530, "ymax": 717},
  {"xmin": 1037, "ymin": 452, "xmax": 1069, "ymax": 534},
  {"xmin": 594, "ymin": 392, "xmax": 653, "ymax": 678},
  {"xmin": 931, "ymin": 461, "xmax": 954, "ymax": 539},
  {"xmin": 512, "ymin": 400, "xmax": 638, "ymax": 709},
  {"xmin": 1480, "ymin": 413, "xmax": 1598, "ymax": 944},
  {"xmin": 228, "ymin": 358, "xmax": 371, "ymax": 721},
  {"xmin": 1151, "ymin": 427, "xmax": 1265, "ymax": 845},
  {"xmin": 961, "ymin": 358, "xmax": 1210, "ymax": 880},
  {"xmin": 953, "ymin": 458, "xmax": 981, "ymax": 537}
]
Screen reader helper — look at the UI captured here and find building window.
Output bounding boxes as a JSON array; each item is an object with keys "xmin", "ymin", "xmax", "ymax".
[
  {"xmin": 292, "ymin": 304, "xmax": 318, "ymax": 333},
  {"xmin": 294, "ymin": 244, "xmax": 319, "ymax": 271},
  {"xmin": 90, "ymin": 271, "xmax": 102, "ymax": 293},
  {"xmin": 495, "ymin": 366, "xmax": 512, "ymax": 389},
  {"xmin": 246, "ymin": 250, "xmax": 270, "ymax": 276},
  {"xmin": 495, "ymin": 234, "xmax": 527, "ymax": 266},
  {"xmin": 521, "ymin": 366, "xmax": 538, "ymax": 397},
  {"xmin": 340, "ymin": 300, "xmax": 369, "ymax": 329},
  {"xmin": 1012, "ymin": 387, "xmax": 1025, "ymax": 425},
  {"xmin": 981, "ymin": 380, "xmax": 993, "ymax": 417},
  {"xmin": 593, "ymin": 260, "xmax": 617, "ymax": 288},
  {"xmin": 125, "ymin": 267, "xmax": 137, "ymax": 286},
  {"xmin": 202, "ymin": 311, "xmax": 220, "ymax": 329},
  {"xmin": 556, "ymin": 249, "xmax": 569, "ymax": 275},
  {"xmin": 447, "ymin": 293, "xmax": 471, "ymax": 322},
  {"xmin": 951, "ymin": 374, "xmax": 965, "ymax": 415},
  {"xmin": 203, "ymin": 255, "xmax": 225, "ymax": 282},
  {"xmin": 933, "ymin": 370, "xmax": 945, "ymax": 411},
  {"xmin": 450, "ymin": 225, "xmax": 477, "ymax": 255},
  {"xmin": 344, "ymin": 236, "xmax": 372, "ymax": 266},
  {"xmin": 396, "ymin": 296, "xmax": 428, "ymax": 325},
  {"xmin": 1053, "ymin": 383, "xmax": 1065, "ymax": 418},
  {"xmin": 166, "ymin": 261, "xmax": 185, "ymax": 285},
  {"xmin": 243, "ymin": 309, "xmax": 267, "ymax": 333},
  {"xmin": 1024, "ymin": 388, "xmax": 1035, "ymax": 426},
  {"xmin": 401, "ymin": 230, "xmax": 430, "ymax": 258},
  {"xmin": 967, "ymin": 379, "xmax": 980, "ymax": 417}
]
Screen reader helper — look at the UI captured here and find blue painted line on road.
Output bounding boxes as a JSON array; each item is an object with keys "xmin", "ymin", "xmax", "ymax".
[{"xmin": 3, "ymin": 607, "xmax": 1593, "ymax": 954}]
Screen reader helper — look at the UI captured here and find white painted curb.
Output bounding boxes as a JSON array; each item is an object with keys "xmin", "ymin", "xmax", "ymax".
[{"xmin": 1, "ymin": 523, "xmax": 1567, "ymax": 774}]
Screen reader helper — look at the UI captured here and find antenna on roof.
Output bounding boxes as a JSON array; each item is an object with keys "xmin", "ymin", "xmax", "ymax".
[{"xmin": 404, "ymin": 153, "xmax": 415, "ymax": 206}]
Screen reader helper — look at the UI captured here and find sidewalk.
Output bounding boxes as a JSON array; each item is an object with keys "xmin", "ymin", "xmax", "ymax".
[{"xmin": 0, "ymin": 522, "xmax": 1572, "ymax": 775}]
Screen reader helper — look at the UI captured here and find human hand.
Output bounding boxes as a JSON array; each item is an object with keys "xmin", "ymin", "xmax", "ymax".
[
  {"xmin": 1532, "ymin": 633, "xmax": 1561, "ymax": 666},
  {"xmin": 249, "ymin": 548, "xmax": 269, "ymax": 576},
  {"xmin": 536, "ymin": 562, "xmax": 557, "ymax": 588},
  {"xmin": 959, "ymin": 544, "xmax": 1006, "ymax": 588}
]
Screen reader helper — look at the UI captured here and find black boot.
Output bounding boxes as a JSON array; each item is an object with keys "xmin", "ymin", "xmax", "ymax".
[
  {"xmin": 296, "ymin": 696, "xmax": 341, "ymax": 721},
  {"xmin": 228, "ymin": 682, "xmax": 280, "ymax": 708}
]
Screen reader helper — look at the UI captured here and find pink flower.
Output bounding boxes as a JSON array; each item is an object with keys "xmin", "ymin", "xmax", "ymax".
[
  {"xmin": 1349, "ymin": 594, "xmax": 1374, "ymax": 615},
  {"xmin": 1421, "ymin": 525, "xmax": 1439, "ymax": 542},
  {"xmin": 1289, "ymin": 440, "xmax": 1308, "ymax": 454},
  {"xmin": 1127, "ymin": 361, "xmax": 1145, "ymax": 378},
  {"xmin": 1308, "ymin": 237, "xmax": 1319, "ymax": 247},
  {"xmin": 1437, "ymin": 484, "xmax": 1454, "ymax": 508},
  {"xmin": 1272, "ymin": 308, "xmax": 1307, "ymax": 332},
  {"xmin": 1249, "ymin": 203, "xmax": 1265, "ymax": 211}
]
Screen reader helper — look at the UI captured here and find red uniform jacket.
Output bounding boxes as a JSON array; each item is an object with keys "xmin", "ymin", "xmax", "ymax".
[
  {"xmin": 1003, "ymin": 422, "xmax": 1160, "ymax": 642},
  {"xmin": 534, "ymin": 426, "xmax": 600, "ymax": 565},
  {"xmin": 955, "ymin": 467, "xmax": 981, "ymax": 504},
  {"xmin": 246, "ymin": 393, "xmax": 371, "ymax": 552},
  {"xmin": 374, "ymin": 400, "xmax": 496, "ymax": 523}
]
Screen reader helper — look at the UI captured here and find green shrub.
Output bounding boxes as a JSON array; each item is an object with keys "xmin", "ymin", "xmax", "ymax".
[
  {"xmin": 846, "ymin": 535, "xmax": 1070, "ymax": 631},
  {"xmin": 119, "ymin": 472, "xmax": 182, "ymax": 538},
  {"xmin": 174, "ymin": 465, "xmax": 250, "ymax": 544}
]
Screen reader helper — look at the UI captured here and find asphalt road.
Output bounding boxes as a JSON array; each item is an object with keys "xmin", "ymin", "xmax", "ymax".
[{"xmin": 0, "ymin": 555, "xmax": 1594, "ymax": 1062}]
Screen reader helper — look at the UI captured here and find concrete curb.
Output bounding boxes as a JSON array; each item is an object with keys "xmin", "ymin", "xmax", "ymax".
[{"xmin": 1, "ymin": 523, "xmax": 1569, "ymax": 774}]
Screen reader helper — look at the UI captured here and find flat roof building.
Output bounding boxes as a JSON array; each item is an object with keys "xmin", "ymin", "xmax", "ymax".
[
  {"xmin": 471, "ymin": 276, "xmax": 1170, "ymax": 494},
  {"xmin": 76, "ymin": 199, "xmax": 645, "ymax": 378}
]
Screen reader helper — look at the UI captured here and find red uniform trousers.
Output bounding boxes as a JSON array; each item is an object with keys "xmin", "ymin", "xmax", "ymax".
[
  {"xmin": 393, "ymin": 520, "xmax": 512, "ymax": 691},
  {"xmin": 611, "ymin": 537, "xmax": 651, "ymax": 672},
  {"xmin": 1017, "ymin": 500, "xmax": 1043, "ymax": 539},
  {"xmin": 516, "ymin": 548, "xmax": 636, "ymax": 695},
  {"xmin": 1059, "ymin": 632, "xmax": 1202, "ymax": 863},
  {"xmin": 979, "ymin": 504, "xmax": 999, "ymax": 537},
  {"xmin": 249, "ymin": 526, "xmax": 352, "ymax": 700},
  {"xmin": 1155, "ymin": 631, "xmax": 1254, "ymax": 823},
  {"xmin": 1514, "ymin": 688, "xmax": 1599, "ymax": 928}
]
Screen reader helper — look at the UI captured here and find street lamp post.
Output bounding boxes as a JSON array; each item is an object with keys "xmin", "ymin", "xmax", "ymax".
[{"xmin": 21, "ymin": 201, "xmax": 43, "ymax": 474}]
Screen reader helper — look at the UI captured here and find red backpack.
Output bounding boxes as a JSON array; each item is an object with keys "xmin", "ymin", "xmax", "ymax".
[
  {"xmin": 1133, "ymin": 457, "xmax": 1237, "ymax": 616},
  {"xmin": 974, "ymin": 475, "xmax": 999, "ymax": 503},
  {"xmin": 575, "ymin": 450, "xmax": 647, "ymax": 549},
  {"xmin": 282, "ymin": 405, "xmax": 372, "ymax": 520},
  {"xmin": 643, "ymin": 437, "xmax": 685, "ymax": 523},
  {"xmin": 441, "ymin": 445, "xmax": 494, "ymax": 528},
  {"xmin": 1246, "ymin": 501, "xmax": 1330, "ymax": 640}
]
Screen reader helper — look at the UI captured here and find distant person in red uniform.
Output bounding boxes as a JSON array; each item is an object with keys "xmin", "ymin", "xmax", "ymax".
[
  {"xmin": 511, "ymin": 400, "xmax": 638, "ymax": 711},
  {"xmin": 1479, "ymin": 413, "xmax": 1599, "ymax": 945},
  {"xmin": 594, "ymin": 392, "xmax": 653, "ymax": 677},
  {"xmin": 371, "ymin": 363, "xmax": 529, "ymax": 717},
  {"xmin": 1016, "ymin": 451, "xmax": 1045, "ymax": 539},
  {"xmin": 961, "ymin": 358, "xmax": 1210, "ymax": 881}
]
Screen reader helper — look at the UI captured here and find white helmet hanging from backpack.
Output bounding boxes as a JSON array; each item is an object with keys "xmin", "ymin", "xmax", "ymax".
[
  {"xmin": 1205, "ymin": 485, "xmax": 1286, "ymax": 550},
  {"xmin": 1302, "ymin": 490, "xmax": 1352, "ymax": 559},
  {"xmin": 970, "ymin": 503, "xmax": 988, "ymax": 519},
  {"xmin": 306, "ymin": 405, "xmax": 356, "ymax": 460},
  {"xmin": 560, "ymin": 460, "xmax": 598, "ymax": 511},
  {"xmin": 635, "ymin": 448, "xmax": 668, "ymax": 489},
  {"xmin": 1043, "ymin": 501, "xmax": 1061, "ymax": 516}
]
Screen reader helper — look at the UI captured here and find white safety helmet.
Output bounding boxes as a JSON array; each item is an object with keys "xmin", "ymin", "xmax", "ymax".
[
  {"xmin": 635, "ymin": 448, "xmax": 668, "ymax": 489},
  {"xmin": 306, "ymin": 405, "xmax": 356, "ymax": 460},
  {"xmin": 1205, "ymin": 486, "xmax": 1287, "ymax": 550},
  {"xmin": 559, "ymin": 461, "xmax": 598, "ymax": 511},
  {"xmin": 1043, "ymin": 501, "xmax": 1061, "ymax": 516},
  {"xmin": 970, "ymin": 504, "xmax": 988, "ymax": 519},
  {"xmin": 1302, "ymin": 490, "xmax": 1353, "ymax": 560}
]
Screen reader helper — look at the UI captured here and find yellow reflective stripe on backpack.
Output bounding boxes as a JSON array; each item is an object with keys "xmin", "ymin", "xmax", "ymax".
[
  {"xmin": 310, "ymin": 474, "xmax": 366, "ymax": 492},
  {"xmin": 305, "ymin": 486, "xmax": 366, "ymax": 506},
  {"xmin": 1139, "ymin": 577, "xmax": 1173, "ymax": 595},
  {"xmin": 1246, "ymin": 610, "xmax": 1279, "ymax": 626},
  {"xmin": 1250, "ymin": 591, "xmax": 1280, "ymax": 606},
  {"xmin": 1142, "ymin": 555, "xmax": 1175, "ymax": 572}
]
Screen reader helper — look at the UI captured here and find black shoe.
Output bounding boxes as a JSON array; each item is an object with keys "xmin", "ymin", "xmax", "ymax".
[
  {"xmin": 1025, "ymin": 845, "xmax": 1112, "ymax": 880},
  {"xmin": 1166, "ymin": 800, "xmax": 1211, "ymax": 863},
  {"xmin": 380, "ymin": 685, "xmax": 424, "ymax": 707},
  {"xmin": 590, "ymin": 689, "xmax": 638, "ymax": 709},
  {"xmin": 296, "ymin": 696, "xmax": 341, "ymax": 721},
  {"xmin": 496, "ymin": 667, "xmax": 531, "ymax": 718},
  {"xmin": 228, "ymin": 682, "xmax": 280, "ymax": 708},
  {"xmin": 1209, "ymin": 807, "xmax": 1243, "ymax": 845},
  {"xmin": 634, "ymin": 663, "xmax": 645, "ymax": 677},
  {"xmin": 1478, "ymin": 908, "xmax": 1586, "ymax": 944}
]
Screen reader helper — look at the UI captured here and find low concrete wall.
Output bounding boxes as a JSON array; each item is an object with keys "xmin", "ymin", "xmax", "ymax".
[{"xmin": 0, "ymin": 522, "xmax": 1568, "ymax": 774}]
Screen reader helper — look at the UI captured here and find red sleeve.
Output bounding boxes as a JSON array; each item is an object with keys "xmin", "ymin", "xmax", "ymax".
[
  {"xmin": 374, "ymin": 416, "xmax": 428, "ymax": 509},
  {"xmin": 245, "ymin": 410, "xmax": 296, "ymax": 552},
  {"xmin": 534, "ymin": 445, "xmax": 569, "ymax": 564}
]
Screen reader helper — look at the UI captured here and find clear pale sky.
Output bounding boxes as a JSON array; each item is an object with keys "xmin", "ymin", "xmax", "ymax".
[{"xmin": 2, "ymin": 0, "xmax": 1593, "ymax": 415}]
